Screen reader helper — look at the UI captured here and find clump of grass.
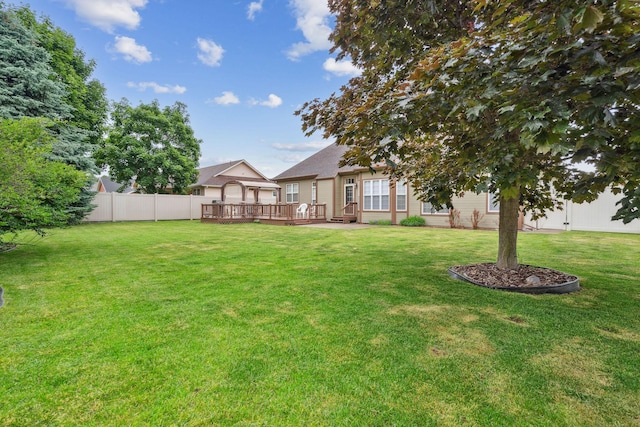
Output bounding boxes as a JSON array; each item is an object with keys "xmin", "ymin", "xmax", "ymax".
[
  {"xmin": 400, "ymin": 215, "xmax": 426, "ymax": 227},
  {"xmin": 369, "ymin": 219, "xmax": 393, "ymax": 225}
]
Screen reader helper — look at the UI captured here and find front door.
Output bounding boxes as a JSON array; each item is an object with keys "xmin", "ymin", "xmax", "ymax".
[
  {"xmin": 345, "ymin": 184, "xmax": 355, "ymax": 205},
  {"xmin": 343, "ymin": 181, "xmax": 358, "ymax": 219}
]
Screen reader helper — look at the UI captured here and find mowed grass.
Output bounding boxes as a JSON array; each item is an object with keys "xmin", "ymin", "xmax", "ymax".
[{"xmin": 1, "ymin": 221, "xmax": 639, "ymax": 426}]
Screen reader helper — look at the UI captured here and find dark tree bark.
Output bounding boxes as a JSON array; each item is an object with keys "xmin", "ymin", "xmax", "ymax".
[{"xmin": 497, "ymin": 192, "xmax": 520, "ymax": 270}]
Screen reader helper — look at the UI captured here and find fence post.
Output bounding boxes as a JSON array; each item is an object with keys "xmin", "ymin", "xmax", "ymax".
[
  {"xmin": 154, "ymin": 193, "xmax": 158, "ymax": 222},
  {"xmin": 111, "ymin": 192, "xmax": 116, "ymax": 222}
]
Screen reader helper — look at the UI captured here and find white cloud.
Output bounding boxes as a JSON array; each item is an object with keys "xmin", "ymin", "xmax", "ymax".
[
  {"xmin": 197, "ymin": 38, "xmax": 225, "ymax": 67},
  {"xmin": 210, "ymin": 91, "xmax": 240, "ymax": 105},
  {"xmin": 272, "ymin": 141, "xmax": 333, "ymax": 151},
  {"xmin": 250, "ymin": 94, "xmax": 283, "ymax": 108},
  {"xmin": 286, "ymin": 0, "xmax": 332, "ymax": 61},
  {"xmin": 323, "ymin": 58, "xmax": 361, "ymax": 77},
  {"xmin": 247, "ymin": 0, "xmax": 264, "ymax": 20},
  {"xmin": 126, "ymin": 81, "xmax": 187, "ymax": 94},
  {"xmin": 112, "ymin": 36, "xmax": 152, "ymax": 63},
  {"xmin": 61, "ymin": 0, "xmax": 147, "ymax": 33}
]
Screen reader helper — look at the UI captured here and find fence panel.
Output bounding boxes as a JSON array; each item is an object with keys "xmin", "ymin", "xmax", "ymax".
[
  {"xmin": 525, "ymin": 188, "xmax": 640, "ymax": 233},
  {"xmin": 85, "ymin": 193, "xmax": 211, "ymax": 222}
]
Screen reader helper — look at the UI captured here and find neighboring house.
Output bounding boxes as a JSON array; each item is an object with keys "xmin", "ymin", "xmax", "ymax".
[
  {"xmin": 190, "ymin": 160, "xmax": 279, "ymax": 204},
  {"xmin": 94, "ymin": 176, "xmax": 137, "ymax": 194},
  {"xmin": 273, "ymin": 143, "xmax": 498, "ymax": 228}
]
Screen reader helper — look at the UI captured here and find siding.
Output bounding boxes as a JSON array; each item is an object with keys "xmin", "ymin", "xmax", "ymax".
[
  {"xmin": 226, "ymin": 163, "xmax": 263, "ymax": 178},
  {"xmin": 317, "ymin": 179, "xmax": 334, "ymax": 218}
]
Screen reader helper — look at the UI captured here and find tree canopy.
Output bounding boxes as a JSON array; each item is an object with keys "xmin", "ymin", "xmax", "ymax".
[
  {"xmin": 0, "ymin": 118, "xmax": 85, "ymax": 239},
  {"xmin": 298, "ymin": 0, "xmax": 640, "ymax": 268},
  {"xmin": 1, "ymin": 5, "xmax": 109, "ymax": 225},
  {"xmin": 14, "ymin": 6, "xmax": 109, "ymax": 224},
  {"xmin": 0, "ymin": 8, "xmax": 70, "ymax": 120},
  {"xmin": 95, "ymin": 99, "xmax": 202, "ymax": 195}
]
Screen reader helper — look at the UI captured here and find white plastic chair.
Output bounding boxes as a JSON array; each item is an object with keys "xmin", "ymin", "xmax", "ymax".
[{"xmin": 296, "ymin": 203, "xmax": 309, "ymax": 219}]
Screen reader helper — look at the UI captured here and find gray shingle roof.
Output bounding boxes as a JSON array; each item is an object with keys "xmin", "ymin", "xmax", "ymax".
[
  {"xmin": 194, "ymin": 160, "xmax": 245, "ymax": 186},
  {"xmin": 98, "ymin": 176, "xmax": 135, "ymax": 193},
  {"xmin": 193, "ymin": 160, "xmax": 275, "ymax": 187},
  {"xmin": 273, "ymin": 143, "xmax": 358, "ymax": 181}
]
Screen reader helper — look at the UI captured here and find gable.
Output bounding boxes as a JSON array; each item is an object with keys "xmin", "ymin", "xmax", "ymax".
[
  {"xmin": 224, "ymin": 162, "xmax": 263, "ymax": 179},
  {"xmin": 193, "ymin": 160, "xmax": 274, "ymax": 188}
]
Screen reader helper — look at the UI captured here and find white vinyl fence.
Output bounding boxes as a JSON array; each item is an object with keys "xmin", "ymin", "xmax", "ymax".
[
  {"xmin": 525, "ymin": 187, "xmax": 640, "ymax": 233},
  {"xmin": 85, "ymin": 193, "xmax": 211, "ymax": 222}
]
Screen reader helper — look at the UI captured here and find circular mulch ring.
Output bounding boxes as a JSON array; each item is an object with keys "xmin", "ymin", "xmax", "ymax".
[{"xmin": 448, "ymin": 263, "xmax": 580, "ymax": 294}]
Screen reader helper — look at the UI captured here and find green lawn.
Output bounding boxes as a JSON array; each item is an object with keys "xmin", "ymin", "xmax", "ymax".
[{"xmin": 1, "ymin": 221, "xmax": 639, "ymax": 426}]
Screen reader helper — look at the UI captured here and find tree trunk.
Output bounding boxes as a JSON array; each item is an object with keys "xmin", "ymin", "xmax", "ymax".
[{"xmin": 497, "ymin": 191, "xmax": 520, "ymax": 270}]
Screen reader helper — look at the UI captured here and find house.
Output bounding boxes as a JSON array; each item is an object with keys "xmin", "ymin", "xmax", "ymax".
[
  {"xmin": 94, "ymin": 176, "xmax": 137, "ymax": 194},
  {"xmin": 190, "ymin": 160, "xmax": 280, "ymax": 204},
  {"xmin": 273, "ymin": 143, "xmax": 499, "ymax": 228}
]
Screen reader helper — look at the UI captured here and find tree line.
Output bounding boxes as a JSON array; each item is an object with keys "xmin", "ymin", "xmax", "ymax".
[{"xmin": 0, "ymin": 4, "xmax": 201, "ymax": 244}]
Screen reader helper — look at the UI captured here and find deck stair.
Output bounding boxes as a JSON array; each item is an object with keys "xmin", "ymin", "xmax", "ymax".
[{"xmin": 329, "ymin": 216, "xmax": 357, "ymax": 224}]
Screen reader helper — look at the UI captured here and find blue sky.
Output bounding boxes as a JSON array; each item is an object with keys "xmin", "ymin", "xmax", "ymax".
[{"xmin": 10, "ymin": 0, "xmax": 360, "ymax": 177}]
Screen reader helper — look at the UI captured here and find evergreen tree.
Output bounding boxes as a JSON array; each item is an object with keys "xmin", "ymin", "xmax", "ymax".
[
  {"xmin": 16, "ymin": 6, "xmax": 109, "ymax": 224},
  {"xmin": 1, "ymin": 5, "xmax": 109, "ymax": 224},
  {"xmin": 0, "ymin": 8, "xmax": 70, "ymax": 119}
]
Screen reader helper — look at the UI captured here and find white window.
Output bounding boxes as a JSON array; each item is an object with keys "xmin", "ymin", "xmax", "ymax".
[
  {"xmin": 286, "ymin": 183, "xmax": 299, "ymax": 203},
  {"xmin": 364, "ymin": 179, "xmax": 389, "ymax": 211},
  {"xmin": 488, "ymin": 191, "xmax": 500, "ymax": 213},
  {"xmin": 312, "ymin": 182, "xmax": 317, "ymax": 205},
  {"xmin": 396, "ymin": 181, "xmax": 407, "ymax": 211},
  {"xmin": 192, "ymin": 188, "xmax": 201, "ymax": 196},
  {"xmin": 422, "ymin": 202, "xmax": 449, "ymax": 215}
]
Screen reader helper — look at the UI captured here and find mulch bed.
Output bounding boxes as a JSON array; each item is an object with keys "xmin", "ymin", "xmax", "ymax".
[{"xmin": 449, "ymin": 263, "xmax": 578, "ymax": 289}]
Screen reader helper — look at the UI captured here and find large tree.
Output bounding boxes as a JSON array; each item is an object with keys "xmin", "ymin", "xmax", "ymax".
[
  {"xmin": 0, "ymin": 5, "xmax": 108, "ymax": 224},
  {"xmin": 298, "ymin": 0, "xmax": 640, "ymax": 269},
  {"xmin": 0, "ymin": 118, "xmax": 85, "ymax": 241},
  {"xmin": 15, "ymin": 6, "xmax": 108, "ymax": 223},
  {"xmin": 95, "ymin": 99, "xmax": 202, "ymax": 194}
]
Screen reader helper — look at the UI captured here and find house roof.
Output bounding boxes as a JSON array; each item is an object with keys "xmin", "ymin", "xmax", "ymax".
[
  {"xmin": 192, "ymin": 160, "xmax": 275, "ymax": 188},
  {"xmin": 97, "ymin": 176, "xmax": 136, "ymax": 193},
  {"xmin": 273, "ymin": 143, "xmax": 358, "ymax": 181}
]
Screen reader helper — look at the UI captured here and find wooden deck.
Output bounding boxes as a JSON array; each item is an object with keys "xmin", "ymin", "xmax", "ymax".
[{"xmin": 201, "ymin": 203, "xmax": 328, "ymax": 225}]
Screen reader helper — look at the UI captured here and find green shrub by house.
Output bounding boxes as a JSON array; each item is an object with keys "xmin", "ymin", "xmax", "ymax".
[{"xmin": 400, "ymin": 215, "xmax": 426, "ymax": 227}]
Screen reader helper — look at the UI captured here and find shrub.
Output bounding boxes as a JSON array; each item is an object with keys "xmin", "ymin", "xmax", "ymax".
[
  {"xmin": 449, "ymin": 208, "xmax": 463, "ymax": 228},
  {"xmin": 400, "ymin": 216, "xmax": 426, "ymax": 227},
  {"xmin": 470, "ymin": 209, "xmax": 484, "ymax": 230}
]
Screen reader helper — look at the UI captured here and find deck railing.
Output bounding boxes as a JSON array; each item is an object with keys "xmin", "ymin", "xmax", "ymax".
[
  {"xmin": 201, "ymin": 203, "xmax": 327, "ymax": 222},
  {"xmin": 343, "ymin": 202, "xmax": 358, "ymax": 216}
]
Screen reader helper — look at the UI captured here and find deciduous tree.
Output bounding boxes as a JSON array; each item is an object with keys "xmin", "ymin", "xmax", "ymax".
[
  {"xmin": 298, "ymin": 0, "xmax": 640, "ymax": 269},
  {"xmin": 15, "ymin": 6, "xmax": 109, "ymax": 223},
  {"xmin": 0, "ymin": 118, "xmax": 85, "ymax": 240},
  {"xmin": 96, "ymin": 99, "xmax": 202, "ymax": 194},
  {"xmin": 0, "ymin": 5, "xmax": 109, "ymax": 224}
]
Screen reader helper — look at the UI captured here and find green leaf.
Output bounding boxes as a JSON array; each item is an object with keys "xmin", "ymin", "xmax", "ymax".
[
  {"xmin": 582, "ymin": 6, "xmax": 604, "ymax": 33},
  {"xmin": 465, "ymin": 104, "xmax": 486, "ymax": 119},
  {"xmin": 498, "ymin": 105, "xmax": 516, "ymax": 114},
  {"xmin": 614, "ymin": 66, "xmax": 635, "ymax": 77},
  {"xmin": 556, "ymin": 12, "xmax": 571, "ymax": 34}
]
